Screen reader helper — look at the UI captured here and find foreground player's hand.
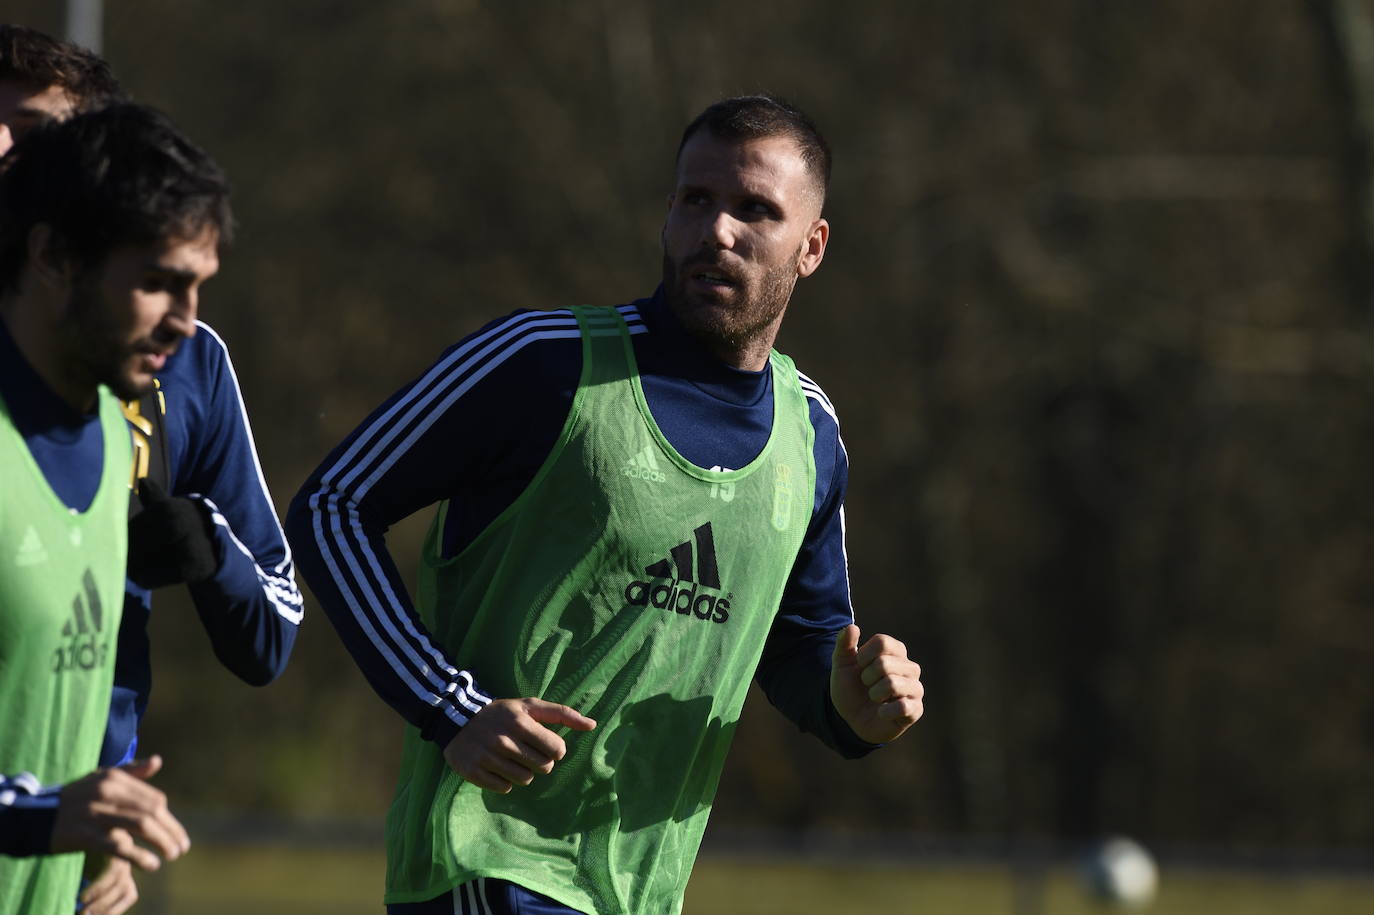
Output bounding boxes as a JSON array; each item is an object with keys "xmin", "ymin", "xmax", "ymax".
[
  {"xmin": 80, "ymin": 855, "xmax": 138, "ymax": 915},
  {"xmin": 50, "ymin": 755, "xmax": 190, "ymax": 871},
  {"xmin": 444, "ymin": 698, "xmax": 596, "ymax": 793},
  {"xmin": 127, "ymin": 478, "xmax": 220, "ymax": 589},
  {"xmin": 830, "ymin": 624, "xmax": 924, "ymax": 745}
]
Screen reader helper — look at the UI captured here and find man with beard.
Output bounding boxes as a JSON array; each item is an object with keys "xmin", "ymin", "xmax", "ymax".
[
  {"xmin": 1, "ymin": 25, "xmax": 304, "ymax": 914},
  {"xmin": 0, "ymin": 104, "xmax": 229, "ymax": 914},
  {"xmin": 288, "ymin": 95, "xmax": 925, "ymax": 915}
]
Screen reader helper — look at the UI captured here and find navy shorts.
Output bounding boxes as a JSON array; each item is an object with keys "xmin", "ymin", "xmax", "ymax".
[{"xmin": 386, "ymin": 878, "xmax": 584, "ymax": 915}]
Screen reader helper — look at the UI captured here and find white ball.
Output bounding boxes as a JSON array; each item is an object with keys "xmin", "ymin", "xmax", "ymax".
[{"xmin": 1081, "ymin": 836, "xmax": 1159, "ymax": 907}]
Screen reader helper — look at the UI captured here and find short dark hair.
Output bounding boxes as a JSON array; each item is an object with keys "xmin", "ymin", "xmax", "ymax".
[
  {"xmin": 0, "ymin": 103, "xmax": 233, "ymax": 293},
  {"xmin": 675, "ymin": 94, "xmax": 832, "ymax": 207},
  {"xmin": 0, "ymin": 23, "xmax": 125, "ymax": 112}
]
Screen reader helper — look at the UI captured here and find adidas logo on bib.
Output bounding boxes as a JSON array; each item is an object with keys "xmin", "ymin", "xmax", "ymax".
[
  {"xmin": 624, "ymin": 522, "xmax": 731, "ymax": 624},
  {"xmin": 622, "ymin": 446, "xmax": 665, "ymax": 483},
  {"xmin": 15, "ymin": 526, "xmax": 47, "ymax": 567},
  {"xmin": 53, "ymin": 569, "xmax": 110, "ymax": 674}
]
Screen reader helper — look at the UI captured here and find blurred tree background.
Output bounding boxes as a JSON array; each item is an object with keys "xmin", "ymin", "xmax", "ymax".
[{"xmin": 9, "ymin": 0, "xmax": 1373, "ymax": 858}]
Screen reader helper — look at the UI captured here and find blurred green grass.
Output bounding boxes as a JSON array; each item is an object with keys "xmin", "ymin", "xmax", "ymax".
[{"xmin": 129, "ymin": 843, "xmax": 1374, "ymax": 914}]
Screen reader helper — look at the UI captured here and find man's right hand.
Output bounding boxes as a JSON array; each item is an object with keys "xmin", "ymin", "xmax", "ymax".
[
  {"xmin": 443, "ymin": 698, "xmax": 596, "ymax": 793},
  {"xmin": 49, "ymin": 755, "xmax": 189, "ymax": 871}
]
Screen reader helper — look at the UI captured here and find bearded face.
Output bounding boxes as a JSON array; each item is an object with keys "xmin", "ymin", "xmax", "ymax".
[
  {"xmin": 660, "ymin": 241, "xmax": 801, "ymax": 356},
  {"xmin": 62, "ymin": 268, "xmax": 156, "ymax": 401},
  {"xmin": 660, "ymin": 132, "xmax": 828, "ymax": 370},
  {"xmin": 55, "ymin": 232, "xmax": 218, "ymax": 405}
]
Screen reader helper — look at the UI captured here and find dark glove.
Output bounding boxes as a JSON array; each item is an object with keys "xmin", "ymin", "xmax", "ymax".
[{"xmin": 126, "ymin": 478, "xmax": 220, "ymax": 589}]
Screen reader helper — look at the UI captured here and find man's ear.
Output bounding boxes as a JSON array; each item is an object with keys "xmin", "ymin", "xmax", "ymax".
[
  {"xmin": 796, "ymin": 217, "xmax": 829, "ymax": 279},
  {"xmin": 660, "ymin": 195, "xmax": 676, "ymax": 250},
  {"xmin": 26, "ymin": 224, "xmax": 74, "ymax": 290}
]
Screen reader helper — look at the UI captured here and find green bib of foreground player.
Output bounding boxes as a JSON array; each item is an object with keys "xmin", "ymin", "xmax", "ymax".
[
  {"xmin": 386, "ymin": 306, "xmax": 816, "ymax": 913},
  {"xmin": 0, "ymin": 387, "xmax": 130, "ymax": 915}
]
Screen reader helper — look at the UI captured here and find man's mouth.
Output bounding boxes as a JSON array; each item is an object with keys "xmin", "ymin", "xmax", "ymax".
[
  {"xmin": 696, "ymin": 271, "xmax": 735, "ymax": 287},
  {"xmin": 688, "ymin": 261, "xmax": 742, "ymax": 290},
  {"xmin": 133, "ymin": 341, "xmax": 178, "ymax": 373}
]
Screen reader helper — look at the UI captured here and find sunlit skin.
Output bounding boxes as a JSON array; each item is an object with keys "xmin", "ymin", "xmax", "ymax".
[
  {"xmin": 0, "ymin": 80, "xmax": 75, "ymax": 155},
  {"xmin": 0, "ymin": 226, "xmax": 219, "ymax": 413},
  {"xmin": 661, "ymin": 132, "xmax": 830, "ymax": 371}
]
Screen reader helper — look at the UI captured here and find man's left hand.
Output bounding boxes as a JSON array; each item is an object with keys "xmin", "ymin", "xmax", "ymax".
[
  {"xmin": 80, "ymin": 855, "xmax": 138, "ymax": 915},
  {"xmin": 126, "ymin": 479, "xmax": 219, "ymax": 589},
  {"xmin": 830, "ymin": 624, "xmax": 924, "ymax": 745}
]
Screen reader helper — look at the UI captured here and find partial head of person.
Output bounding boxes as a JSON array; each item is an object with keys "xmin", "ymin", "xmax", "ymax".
[
  {"xmin": 0, "ymin": 23, "xmax": 125, "ymax": 156},
  {"xmin": 662, "ymin": 94, "xmax": 832, "ymax": 371},
  {"xmin": 0, "ymin": 103, "xmax": 232, "ymax": 410}
]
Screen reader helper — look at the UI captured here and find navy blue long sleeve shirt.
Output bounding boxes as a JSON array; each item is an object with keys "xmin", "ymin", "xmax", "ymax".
[
  {"xmin": 101, "ymin": 320, "xmax": 303, "ymax": 766},
  {"xmin": 287, "ymin": 292, "xmax": 875, "ymax": 758},
  {"xmin": 0, "ymin": 320, "xmax": 302, "ymax": 856}
]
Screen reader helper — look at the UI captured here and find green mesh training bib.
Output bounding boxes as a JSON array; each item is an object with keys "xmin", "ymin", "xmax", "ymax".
[
  {"xmin": 0, "ymin": 386, "xmax": 130, "ymax": 915},
  {"xmin": 385, "ymin": 306, "xmax": 816, "ymax": 914}
]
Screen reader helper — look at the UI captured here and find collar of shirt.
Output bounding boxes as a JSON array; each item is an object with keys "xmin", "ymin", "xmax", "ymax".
[
  {"xmin": 636, "ymin": 288, "xmax": 771, "ymax": 408},
  {"xmin": 0, "ymin": 316, "xmax": 96, "ymax": 441}
]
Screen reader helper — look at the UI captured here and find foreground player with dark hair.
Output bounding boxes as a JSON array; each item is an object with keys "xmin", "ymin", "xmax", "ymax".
[
  {"xmin": 289, "ymin": 95, "xmax": 924, "ymax": 915},
  {"xmin": 1, "ymin": 24, "xmax": 303, "ymax": 912},
  {"xmin": 0, "ymin": 103, "xmax": 230, "ymax": 915}
]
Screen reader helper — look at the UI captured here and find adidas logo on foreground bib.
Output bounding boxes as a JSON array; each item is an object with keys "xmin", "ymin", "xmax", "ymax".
[{"xmin": 623, "ymin": 522, "xmax": 732, "ymax": 623}]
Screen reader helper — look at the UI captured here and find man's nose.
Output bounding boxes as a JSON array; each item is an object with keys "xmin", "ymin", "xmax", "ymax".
[
  {"xmin": 702, "ymin": 209, "xmax": 738, "ymax": 249},
  {"xmin": 164, "ymin": 290, "xmax": 199, "ymax": 340}
]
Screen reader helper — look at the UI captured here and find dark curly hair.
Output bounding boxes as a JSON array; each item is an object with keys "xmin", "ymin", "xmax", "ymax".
[{"xmin": 0, "ymin": 103, "xmax": 233, "ymax": 294}]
